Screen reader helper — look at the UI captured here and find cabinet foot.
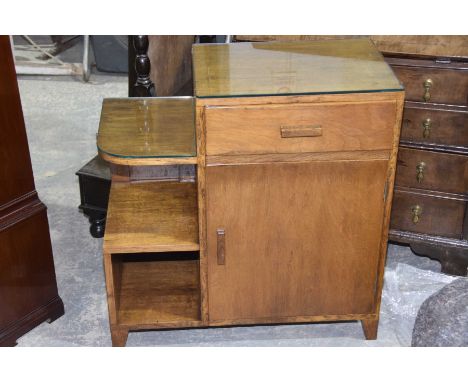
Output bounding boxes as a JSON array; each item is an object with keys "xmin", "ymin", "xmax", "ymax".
[
  {"xmin": 411, "ymin": 243, "xmax": 468, "ymax": 276},
  {"xmin": 111, "ymin": 327, "xmax": 128, "ymax": 347},
  {"xmin": 361, "ymin": 318, "xmax": 379, "ymax": 340},
  {"xmin": 89, "ymin": 214, "xmax": 106, "ymax": 238}
]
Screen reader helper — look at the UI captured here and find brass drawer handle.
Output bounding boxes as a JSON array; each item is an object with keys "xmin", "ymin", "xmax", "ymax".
[
  {"xmin": 416, "ymin": 161, "xmax": 426, "ymax": 183},
  {"xmin": 280, "ymin": 125, "xmax": 322, "ymax": 138},
  {"xmin": 422, "ymin": 118, "xmax": 431, "ymax": 138},
  {"xmin": 423, "ymin": 79, "xmax": 433, "ymax": 102},
  {"xmin": 412, "ymin": 205, "xmax": 422, "ymax": 224}
]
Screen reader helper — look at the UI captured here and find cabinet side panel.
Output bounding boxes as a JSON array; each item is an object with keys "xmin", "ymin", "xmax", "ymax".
[
  {"xmin": 0, "ymin": 210, "xmax": 59, "ymax": 329},
  {"xmin": 0, "ymin": 37, "xmax": 35, "ymax": 207}
]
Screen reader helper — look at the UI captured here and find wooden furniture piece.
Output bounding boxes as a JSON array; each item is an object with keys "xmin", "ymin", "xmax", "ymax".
[
  {"xmin": 0, "ymin": 36, "xmax": 64, "ymax": 346},
  {"xmin": 381, "ymin": 39, "xmax": 468, "ymax": 276},
  {"xmin": 76, "ymin": 156, "xmax": 111, "ymax": 238},
  {"xmin": 98, "ymin": 39, "xmax": 404, "ymax": 346},
  {"xmin": 235, "ymin": 35, "xmax": 468, "ymax": 276}
]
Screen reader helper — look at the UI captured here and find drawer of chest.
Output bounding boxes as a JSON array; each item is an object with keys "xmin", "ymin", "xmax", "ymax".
[
  {"xmin": 390, "ymin": 65, "xmax": 468, "ymax": 105},
  {"xmin": 400, "ymin": 103, "xmax": 468, "ymax": 148},
  {"xmin": 395, "ymin": 148, "xmax": 468, "ymax": 194},
  {"xmin": 204, "ymin": 101, "xmax": 397, "ymax": 156},
  {"xmin": 390, "ymin": 190, "xmax": 465, "ymax": 239}
]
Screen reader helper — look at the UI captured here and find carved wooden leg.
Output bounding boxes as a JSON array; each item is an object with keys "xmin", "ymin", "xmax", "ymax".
[
  {"xmin": 361, "ymin": 318, "xmax": 379, "ymax": 340},
  {"xmin": 111, "ymin": 327, "xmax": 128, "ymax": 347},
  {"xmin": 132, "ymin": 35, "xmax": 155, "ymax": 97}
]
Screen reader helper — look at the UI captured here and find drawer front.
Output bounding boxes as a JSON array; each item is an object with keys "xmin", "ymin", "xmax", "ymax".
[
  {"xmin": 395, "ymin": 148, "xmax": 468, "ymax": 194},
  {"xmin": 390, "ymin": 190, "xmax": 465, "ymax": 238},
  {"xmin": 391, "ymin": 65, "xmax": 468, "ymax": 105},
  {"xmin": 400, "ymin": 104, "xmax": 468, "ymax": 148},
  {"xmin": 204, "ymin": 101, "xmax": 397, "ymax": 156}
]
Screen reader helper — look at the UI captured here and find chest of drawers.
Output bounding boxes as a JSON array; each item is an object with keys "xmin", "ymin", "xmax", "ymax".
[
  {"xmin": 99, "ymin": 39, "xmax": 404, "ymax": 345},
  {"xmin": 384, "ymin": 47, "xmax": 468, "ymax": 276}
]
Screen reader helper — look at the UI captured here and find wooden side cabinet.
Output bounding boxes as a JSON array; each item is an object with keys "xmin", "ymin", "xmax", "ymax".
[{"xmin": 99, "ymin": 39, "xmax": 404, "ymax": 345}]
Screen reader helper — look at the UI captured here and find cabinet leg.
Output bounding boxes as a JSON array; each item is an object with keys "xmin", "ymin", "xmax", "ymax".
[
  {"xmin": 111, "ymin": 327, "xmax": 128, "ymax": 347},
  {"xmin": 361, "ymin": 318, "xmax": 379, "ymax": 340}
]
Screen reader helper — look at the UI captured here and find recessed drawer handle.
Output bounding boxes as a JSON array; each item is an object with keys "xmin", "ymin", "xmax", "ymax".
[
  {"xmin": 411, "ymin": 205, "xmax": 422, "ymax": 224},
  {"xmin": 217, "ymin": 228, "xmax": 226, "ymax": 265},
  {"xmin": 280, "ymin": 125, "xmax": 322, "ymax": 138},
  {"xmin": 423, "ymin": 79, "xmax": 433, "ymax": 102}
]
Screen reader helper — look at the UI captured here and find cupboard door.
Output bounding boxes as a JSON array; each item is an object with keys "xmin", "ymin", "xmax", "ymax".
[{"xmin": 206, "ymin": 159, "xmax": 389, "ymax": 322}]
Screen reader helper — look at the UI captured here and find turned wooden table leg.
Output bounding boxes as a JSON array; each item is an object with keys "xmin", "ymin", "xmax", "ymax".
[
  {"xmin": 361, "ymin": 318, "xmax": 379, "ymax": 340},
  {"xmin": 111, "ymin": 327, "xmax": 128, "ymax": 347}
]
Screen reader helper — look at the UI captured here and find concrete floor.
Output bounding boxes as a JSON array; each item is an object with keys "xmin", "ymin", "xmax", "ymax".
[{"xmin": 14, "ymin": 72, "xmax": 457, "ymax": 346}]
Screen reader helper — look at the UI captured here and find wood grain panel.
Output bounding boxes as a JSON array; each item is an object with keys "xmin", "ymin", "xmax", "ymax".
[
  {"xmin": 390, "ymin": 189, "xmax": 465, "ymax": 238},
  {"xmin": 104, "ymin": 181, "xmax": 199, "ymax": 253},
  {"xmin": 400, "ymin": 102, "xmax": 468, "ymax": 149},
  {"xmin": 206, "ymin": 160, "xmax": 388, "ymax": 321},
  {"xmin": 395, "ymin": 148, "xmax": 468, "ymax": 194},
  {"xmin": 147, "ymin": 36, "xmax": 194, "ymax": 96},
  {"xmin": 391, "ymin": 65, "xmax": 468, "ymax": 105},
  {"xmin": 204, "ymin": 101, "xmax": 396, "ymax": 156},
  {"xmin": 116, "ymin": 255, "xmax": 201, "ymax": 326},
  {"xmin": 0, "ymin": 38, "xmax": 35, "ymax": 207}
]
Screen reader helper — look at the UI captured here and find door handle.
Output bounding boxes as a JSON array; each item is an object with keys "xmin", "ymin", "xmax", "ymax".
[{"xmin": 217, "ymin": 228, "xmax": 225, "ymax": 265}]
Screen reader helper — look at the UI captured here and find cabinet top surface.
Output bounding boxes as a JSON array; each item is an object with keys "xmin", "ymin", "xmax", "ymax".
[
  {"xmin": 97, "ymin": 97, "xmax": 196, "ymax": 161},
  {"xmin": 192, "ymin": 39, "xmax": 403, "ymax": 98}
]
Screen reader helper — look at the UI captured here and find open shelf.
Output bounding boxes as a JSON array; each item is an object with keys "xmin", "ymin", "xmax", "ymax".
[
  {"xmin": 114, "ymin": 252, "xmax": 201, "ymax": 327},
  {"xmin": 104, "ymin": 181, "xmax": 199, "ymax": 254}
]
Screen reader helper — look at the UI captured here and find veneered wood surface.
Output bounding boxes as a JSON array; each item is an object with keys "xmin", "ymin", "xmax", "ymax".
[
  {"xmin": 395, "ymin": 148, "xmax": 468, "ymax": 194},
  {"xmin": 147, "ymin": 36, "xmax": 195, "ymax": 96},
  {"xmin": 205, "ymin": 160, "xmax": 388, "ymax": 321},
  {"xmin": 391, "ymin": 65, "xmax": 468, "ymax": 105},
  {"xmin": 0, "ymin": 36, "xmax": 63, "ymax": 346},
  {"xmin": 400, "ymin": 102, "xmax": 468, "ymax": 149},
  {"xmin": 196, "ymin": 105, "xmax": 209, "ymax": 323},
  {"xmin": 390, "ymin": 189, "xmax": 465, "ymax": 239},
  {"xmin": 206, "ymin": 150, "xmax": 390, "ymax": 166},
  {"xmin": 116, "ymin": 256, "xmax": 201, "ymax": 326},
  {"xmin": 104, "ymin": 181, "xmax": 199, "ymax": 253},
  {"xmin": 0, "ymin": 37, "xmax": 35, "ymax": 207},
  {"xmin": 0, "ymin": 210, "xmax": 60, "ymax": 328},
  {"xmin": 204, "ymin": 101, "xmax": 396, "ymax": 156}
]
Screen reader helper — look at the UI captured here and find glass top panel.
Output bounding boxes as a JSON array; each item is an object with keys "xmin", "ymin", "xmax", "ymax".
[
  {"xmin": 97, "ymin": 97, "xmax": 196, "ymax": 159},
  {"xmin": 193, "ymin": 39, "xmax": 403, "ymax": 98}
]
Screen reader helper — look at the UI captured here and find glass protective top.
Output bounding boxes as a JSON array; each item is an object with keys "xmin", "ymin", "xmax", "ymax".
[
  {"xmin": 97, "ymin": 97, "xmax": 196, "ymax": 159},
  {"xmin": 193, "ymin": 39, "xmax": 403, "ymax": 98}
]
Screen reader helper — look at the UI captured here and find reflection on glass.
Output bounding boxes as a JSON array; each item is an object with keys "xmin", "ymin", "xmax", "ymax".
[
  {"xmin": 97, "ymin": 97, "xmax": 196, "ymax": 159},
  {"xmin": 193, "ymin": 39, "xmax": 403, "ymax": 98}
]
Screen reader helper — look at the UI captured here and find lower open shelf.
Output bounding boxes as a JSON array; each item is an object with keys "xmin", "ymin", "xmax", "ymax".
[{"xmin": 112, "ymin": 252, "xmax": 202, "ymax": 328}]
